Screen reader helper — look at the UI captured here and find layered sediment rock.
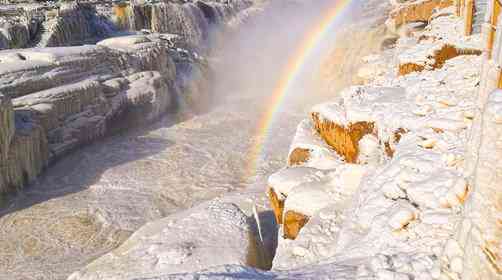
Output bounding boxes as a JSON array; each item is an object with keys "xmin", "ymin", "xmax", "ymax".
[
  {"xmin": 309, "ymin": 86, "xmax": 411, "ymax": 164},
  {"xmin": 0, "ymin": 21, "xmax": 31, "ymax": 49},
  {"xmin": 386, "ymin": 0, "xmax": 454, "ymax": 33},
  {"xmin": 37, "ymin": 3, "xmax": 116, "ymax": 48},
  {"xmin": 398, "ymin": 41, "xmax": 482, "ymax": 75},
  {"xmin": 115, "ymin": 1, "xmax": 249, "ymax": 47},
  {"xmin": 267, "ymin": 167, "xmax": 325, "ymax": 228},
  {"xmin": 397, "ymin": 11, "xmax": 482, "ymax": 75},
  {"xmin": 1, "ymin": 0, "xmax": 250, "ymax": 51},
  {"xmin": 0, "ymin": 94, "xmax": 15, "ymax": 162},
  {"xmin": 0, "ymin": 31, "xmax": 210, "ymax": 196}
]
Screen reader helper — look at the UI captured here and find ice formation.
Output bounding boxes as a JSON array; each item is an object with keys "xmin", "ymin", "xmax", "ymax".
[
  {"xmin": 67, "ymin": 200, "xmax": 264, "ymax": 280},
  {"xmin": 0, "ymin": 0, "xmax": 251, "ymax": 196},
  {"xmin": 266, "ymin": 2, "xmax": 502, "ymax": 279},
  {"xmin": 2, "ymin": 0, "xmax": 502, "ymax": 279}
]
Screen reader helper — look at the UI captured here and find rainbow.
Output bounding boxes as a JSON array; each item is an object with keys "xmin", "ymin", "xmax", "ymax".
[{"xmin": 245, "ymin": 0, "xmax": 354, "ymax": 179}]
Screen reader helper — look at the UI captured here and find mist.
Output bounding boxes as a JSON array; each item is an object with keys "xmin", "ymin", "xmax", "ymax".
[{"xmin": 207, "ymin": 1, "xmax": 346, "ymax": 111}]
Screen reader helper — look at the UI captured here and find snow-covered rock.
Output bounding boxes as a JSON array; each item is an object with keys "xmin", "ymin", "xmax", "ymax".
[
  {"xmin": 287, "ymin": 119, "xmax": 342, "ymax": 169},
  {"xmin": 267, "ymin": 167, "xmax": 326, "ymax": 225},
  {"xmin": 67, "ymin": 200, "xmax": 263, "ymax": 280},
  {"xmin": 386, "ymin": 0, "xmax": 454, "ymax": 33},
  {"xmin": 0, "ymin": 32, "xmax": 211, "ymax": 195},
  {"xmin": 270, "ymin": 9, "xmax": 484, "ymax": 279}
]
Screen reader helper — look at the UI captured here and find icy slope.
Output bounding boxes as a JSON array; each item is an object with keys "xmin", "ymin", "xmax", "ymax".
[{"xmin": 268, "ymin": 10, "xmax": 484, "ymax": 280}]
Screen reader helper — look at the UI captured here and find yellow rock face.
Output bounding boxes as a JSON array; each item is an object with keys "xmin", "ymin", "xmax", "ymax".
[
  {"xmin": 388, "ymin": 0, "xmax": 454, "ymax": 31},
  {"xmin": 268, "ymin": 187, "xmax": 285, "ymax": 225},
  {"xmin": 311, "ymin": 112, "xmax": 375, "ymax": 163},
  {"xmin": 399, "ymin": 62, "xmax": 426, "ymax": 76},
  {"xmin": 288, "ymin": 148, "xmax": 312, "ymax": 166},
  {"xmin": 113, "ymin": 4, "xmax": 129, "ymax": 28},
  {"xmin": 399, "ymin": 43, "xmax": 481, "ymax": 76},
  {"xmin": 283, "ymin": 210, "xmax": 310, "ymax": 240}
]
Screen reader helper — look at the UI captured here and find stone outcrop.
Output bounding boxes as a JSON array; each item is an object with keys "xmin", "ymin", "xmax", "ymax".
[
  {"xmin": 398, "ymin": 41, "xmax": 482, "ymax": 75},
  {"xmin": 0, "ymin": 31, "xmax": 209, "ymax": 196},
  {"xmin": 267, "ymin": 167, "xmax": 324, "ymax": 226},
  {"xmin": 270, "ymin": 7, "xmax": 487, "ymax": 277},
  {"xmin": 0, "ymin": 93, "xmax": 48, "ymax": 195},
  {"xmin": 67, "ymin": 200, "xmax": 264, "ymax": 279},
  {"xmin": 386, "ymin": 0, "xmax": 454, "ymax": 33},
  {"xmin": 36, "ymin": 3, "xmax": 116, "ymax": 48},
  {"xmin": 0, "ymin": 0, "xmax": 250, "ymax": 198},
  {"xmin": 0, "ymin": 21, "xmax": 31, "ymax": 49},
  {"xmin": 282, "ymin": 210, "xmax": 310, "ymax": 240},
  {"xmin": 0, "ymin": 0, "xmax": 251, "ymax": 51},
  {"xmin": 311, "ymin": 114, "xmax": 375, "ymax": 164},
  {"xmin": 115, "ymin": 1, "xmax": 250, "ymax": 47},
  {"xmin": 286, "ymin": 119, "xmax": 342, "ymax": 169},
  {"xmin": 0, "ymin": 94, "xmax": 15, "ymax": 162},
  {"xmin": 309, "ymin": 87, "xmax": 410, "ymax": 164}
]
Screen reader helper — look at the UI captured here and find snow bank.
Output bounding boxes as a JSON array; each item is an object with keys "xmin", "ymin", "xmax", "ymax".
[
  {"xmin": 386, "ymin": 0, "xmax": 454, "ymax": 33},
  {"xmin": 269, "ymin": 9, "xmax": 486, "ymax": 279},
  {"xmin": 68, "ymin": 200, "xmax": 262, "ymax": 280}
]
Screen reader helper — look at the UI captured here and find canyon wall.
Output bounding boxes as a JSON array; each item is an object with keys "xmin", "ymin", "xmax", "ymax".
[
  {"xmin": 0, "ymin": 0, "xmax": 251, "ymax": 198},
  {"xmin": 35, "ymin": 2, "xmax": 117, "ymax": 48},
  {"xmin": 270, "ymin": 0, "xmax": 502, "ymax": 278},
  {"xmin": 0, "ymin": 0, "xmax": 251, "ymax": 50}
]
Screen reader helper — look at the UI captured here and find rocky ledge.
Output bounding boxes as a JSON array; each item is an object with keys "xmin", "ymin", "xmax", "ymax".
[
  {"xmin": 267, "ymin": 1, "xmax": 502, "ymax": 279},
  {"xmin": 0, "ymin": 0, "xmax": 253, "ymax": 199}
]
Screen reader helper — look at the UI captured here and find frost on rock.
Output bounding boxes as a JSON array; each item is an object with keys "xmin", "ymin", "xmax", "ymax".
[
  {"xmin": 0, "ymin": 93, "xmax": 48, "ymax": 194},
  {"xmin": 68, "ymin": 200, "xmax": 262, "ymax": 280},
  {"xmin": 0, "ymin": 32, "xmax": 214, "ymax": 195},
  {"xmin": 397, "ymin": 14, "xmax": 482, "ymax": 75},
  {"xmin": 0, "ymin": 93, "xmax": 15, "ymax": 162},
  {"xmin": 268, "ymin": 8, "xmax": 484, "ymax": 279},
  {"xmin": 267, "ymin": 167, "xmax": 326, "ymax": 226},
  {"xmin": 310, "ymin": 86, "xmax": 410, "ymax": 163},
  {"xmin": 287, "ymin": 119, "xmax": 343, "ymax": 168},
  {"xmin": 386, "ymin": 0, "xmax": 454, "ymax": 33},
  {"xmin": 0, "ymin": 0, "xmax": 251, "ymax": 50}
]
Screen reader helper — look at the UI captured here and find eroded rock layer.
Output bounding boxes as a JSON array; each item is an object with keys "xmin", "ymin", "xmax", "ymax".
[
  {"xmin": 0, "ymin": 0, "xmax": 250, "ymax": 50},
  {"xmin": 387, "ymin": 0, "xmax": 454, "ymax": 32},
  {"xmin": 0, "ymin": 0, "xmax": 250, "ymax": 197}
]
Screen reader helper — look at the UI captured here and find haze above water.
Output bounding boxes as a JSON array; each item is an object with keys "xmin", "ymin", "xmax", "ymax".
[{"xmin": 0, "ymin": 1, "xmax": 361, "ymax": 278}]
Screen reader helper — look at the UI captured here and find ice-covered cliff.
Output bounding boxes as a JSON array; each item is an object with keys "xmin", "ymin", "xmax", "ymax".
[
  {"xmin": 266, "ymin": 1, "xmax": 502, "ymax": 279},
  {"xmin": 0, "ymin": 0, "xmax": 252, "ymax": 198},
  {"xmin": 0, "ymin": 0, "xmax": 251, "ymax": 50}
]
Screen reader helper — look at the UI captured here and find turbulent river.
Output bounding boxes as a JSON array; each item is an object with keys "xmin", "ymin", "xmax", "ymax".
[{"xmin": 0, "ymin": 2, "xmax": 379, "ymax": 279}]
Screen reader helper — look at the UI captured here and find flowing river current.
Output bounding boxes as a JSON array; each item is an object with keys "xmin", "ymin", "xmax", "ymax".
[{"xmin": 0, "ymin": 2, "xmax": 383, "ymax": 279}]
